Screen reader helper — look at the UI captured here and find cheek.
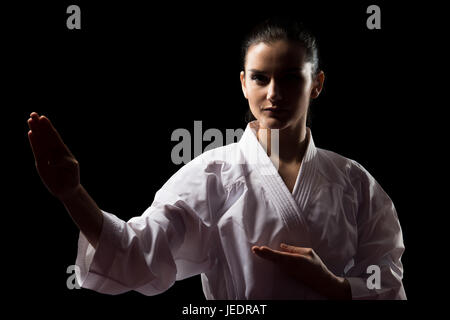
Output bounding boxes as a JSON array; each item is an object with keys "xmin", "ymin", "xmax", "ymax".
[
  {"xmin": 248, "ymin": 99, "xmax": 261, "ymax": 117},
  {"xmin": 289, "ymin": 85, "xmax": 312, "ymax": 105},
  {"xmin": 246, "ymin": 87, "xmax": 266, "ymax": 106},
  {"xmin": 288, "ymin": 81, "xmax": 309, "ymax": 96}
]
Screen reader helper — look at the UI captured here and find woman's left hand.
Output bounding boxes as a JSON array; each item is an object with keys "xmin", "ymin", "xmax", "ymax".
[{"xmin": 252, "ymin": 243, "xmax": 351, "ymax": 300}]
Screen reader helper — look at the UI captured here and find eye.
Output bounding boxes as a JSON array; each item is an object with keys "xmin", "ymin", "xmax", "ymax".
[{"xmin": 250, "ymin": 74, "xmax": 269, "ymax": 85}]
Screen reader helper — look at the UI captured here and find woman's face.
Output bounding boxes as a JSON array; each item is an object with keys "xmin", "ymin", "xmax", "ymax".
[{"xmin": 240, "ymin": 40, "xmax": 324, "ymax": 130}]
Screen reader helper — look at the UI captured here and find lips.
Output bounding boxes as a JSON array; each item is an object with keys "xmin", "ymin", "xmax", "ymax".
[{"xmin": 263, "ymin": 107, "xmax": 287, "ymax": 112}]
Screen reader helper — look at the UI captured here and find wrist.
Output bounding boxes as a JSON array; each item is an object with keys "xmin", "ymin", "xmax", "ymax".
[
  {"xmin": 326, "ymin": 276, "xmax": 352, "ymax": 300},
  {"xmin": 59, "ymin": 184, "xmax": 84, "ymax": 205}
]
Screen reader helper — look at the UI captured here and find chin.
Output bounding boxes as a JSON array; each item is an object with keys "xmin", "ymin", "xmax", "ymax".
[{"xmin": 258, "ymin": 116, "xmax": 290, "ymax": 130}]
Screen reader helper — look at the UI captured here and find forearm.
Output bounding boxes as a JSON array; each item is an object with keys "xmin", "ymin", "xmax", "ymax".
[{"xmin": 61, "ymin": 185, "xmax": 104, "ymax": 249}]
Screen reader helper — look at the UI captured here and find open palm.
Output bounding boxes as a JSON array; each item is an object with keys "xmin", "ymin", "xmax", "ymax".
[{"xmin": 27, "ymin": 112, "xmax": 81, "ymax": 200}]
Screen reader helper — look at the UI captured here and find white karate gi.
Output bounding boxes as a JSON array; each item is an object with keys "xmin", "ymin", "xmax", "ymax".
[{"xmin": 75, "ymin": 121, "xmax": 406, "ymax": 300}]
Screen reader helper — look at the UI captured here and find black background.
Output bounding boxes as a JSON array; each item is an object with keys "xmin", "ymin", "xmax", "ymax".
[{"xmin": 5, "ymin": 0, "xmax": 443, "ymax": 317}]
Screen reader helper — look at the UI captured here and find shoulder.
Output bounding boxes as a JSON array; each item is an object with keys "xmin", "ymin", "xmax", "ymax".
[
  {"xmin": 315, "ymin": 148, "xmax": 376, "ymax": 189},
  {"xmin": 315, "ymin": 147, "xmax": 392, "ymax": 206}
]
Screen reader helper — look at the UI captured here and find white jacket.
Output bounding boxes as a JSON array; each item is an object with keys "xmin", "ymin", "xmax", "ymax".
[{"xmin": 75, "ymin": 121, "xmax": 406, "ymax": 299}]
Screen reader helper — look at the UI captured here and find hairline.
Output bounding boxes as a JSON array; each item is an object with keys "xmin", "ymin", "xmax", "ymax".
[{"xmin": 243, "ymin": 39, "xmax": 319, "ymax": 77}]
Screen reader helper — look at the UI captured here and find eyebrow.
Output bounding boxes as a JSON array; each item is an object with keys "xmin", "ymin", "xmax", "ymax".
[{"xmin": 248, "ymin": 68, "xmax": 303, "ymax": 73}]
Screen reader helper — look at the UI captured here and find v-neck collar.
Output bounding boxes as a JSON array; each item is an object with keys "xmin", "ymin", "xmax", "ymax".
[{"xmin": 238, "ymin": 121, "xmax": 318, "ymax": 235}]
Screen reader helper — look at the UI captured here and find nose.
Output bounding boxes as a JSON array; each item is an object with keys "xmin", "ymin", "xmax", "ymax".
[{"xmin": 266, "ymin": 78, "xmax": 282, "ymax": 103}]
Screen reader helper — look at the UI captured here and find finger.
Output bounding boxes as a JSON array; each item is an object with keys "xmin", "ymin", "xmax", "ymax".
[
  {"xmin": 28, "ymin": 129, "xmax": 40, "ymax": 161},
  {"xmin": 27, "ymin": 115, "xmax": 51, "ymax": 165},
  {"xmin": 28, "ymin": 115, "xmax": 73, "ymax": 166},
  {"xmin": 30, "ymin": 112, "xmax": 40, "ymax": 119},
  {"xmin": 252, "ymin": 246, "xmax": 277, "ymax": 261},
  {"xmin": 38, "ymin": 115, "xmax": 75, "ymax": 158},
  {"xmin": 27, "ymin": 113, "xmax": 42, "ymax": 162},
  {"xmin": 28, "ymin": 112, "xmax": 40, "ymax": 130},
  {"xmin": 27, "ymin": 117, "xmax": 46, "ymax": 164},
  {"xmin": 280, "ymin": 243, "xmax": 312, "ymax": 256},
  {"xmin": 27, "ymin": 114, "xmax": 40, "ymax": 132},
  {"xmin": 252, "ymin": 246, "xmax": 295, "ymax": 263},
  {"xmin": 28, "ymin": 127, "xmax": 55, "ymax": 166}
]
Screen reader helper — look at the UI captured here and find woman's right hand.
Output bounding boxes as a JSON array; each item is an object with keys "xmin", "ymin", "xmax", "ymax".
[{"xmin": 27, "ymin": 112, "xmax": 81, "ymax": 201}]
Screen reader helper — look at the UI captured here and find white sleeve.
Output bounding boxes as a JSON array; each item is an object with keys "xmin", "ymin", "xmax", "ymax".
[
  {"xmin": 345, "ymin": 162, "xmax": 407, "ymax": 300},
  {"xmin": 75, "ymin": 161, "xmax": 227, "ymax": 296}
]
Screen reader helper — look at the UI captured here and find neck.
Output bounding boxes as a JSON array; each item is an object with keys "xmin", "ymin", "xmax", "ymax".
[{"xmin": 257, "ymin": 121, "xmax": 308, "ymax": 164}]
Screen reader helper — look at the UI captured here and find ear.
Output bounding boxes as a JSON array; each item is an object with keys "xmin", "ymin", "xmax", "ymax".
[
  {"xmin": 310, "ymin": 71, "xmax": 325, "ymax": 99},
  {"xmin": 240, "ymin": 71, "xmax": 248, "ymax": 99}
]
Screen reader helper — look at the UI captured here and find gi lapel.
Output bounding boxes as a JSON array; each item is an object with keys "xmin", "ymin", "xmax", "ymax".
[
  {"xmin": 238, "ymin": 122, "xmax": 318, "ymax": 244},
  {"xmin": 292, "ymin": 127, "xmax": 319, "ymax": 214}
]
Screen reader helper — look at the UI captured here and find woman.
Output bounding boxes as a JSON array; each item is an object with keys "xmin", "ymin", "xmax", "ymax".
[{"xmin": 27, "ymin": 17, "xmax": 406, "ymax": 299}]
